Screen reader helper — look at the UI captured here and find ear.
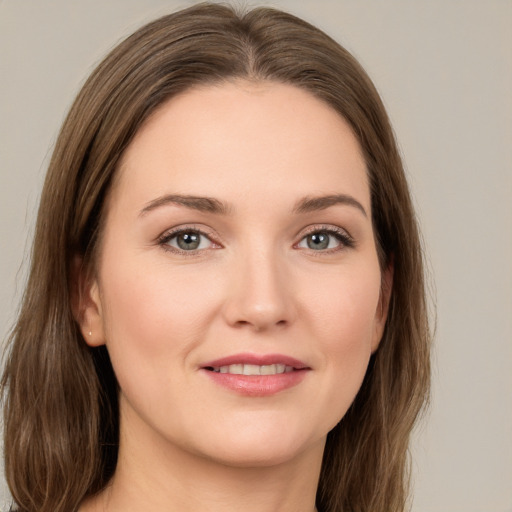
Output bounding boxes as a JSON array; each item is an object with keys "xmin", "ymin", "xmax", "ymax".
[
  {"xmin": 70, "ymin": 255, "xmax": 106, "ymax": 347},
  {"xmin": 371, "ymin": 258, "xmax": 394, "ymax": 353}
]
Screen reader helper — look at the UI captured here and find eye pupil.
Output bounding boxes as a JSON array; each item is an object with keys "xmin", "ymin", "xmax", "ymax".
[
  {"xmin": 177, "ymin": 232, "xmax": 200, "ymax": 250},
  {"xmin": 308, "ymin": 232, "xmax": 329, "ymax": 250}
]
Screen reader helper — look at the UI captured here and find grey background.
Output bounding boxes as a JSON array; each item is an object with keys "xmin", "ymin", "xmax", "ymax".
[{"xmin": 1, "ymin": 1, "xmax": 511, "ymax": 511}]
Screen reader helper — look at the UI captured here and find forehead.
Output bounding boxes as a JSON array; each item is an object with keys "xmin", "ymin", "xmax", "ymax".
[{"xmin": 111, "ymin": 80, "xmax": 369, "ymax": 215}]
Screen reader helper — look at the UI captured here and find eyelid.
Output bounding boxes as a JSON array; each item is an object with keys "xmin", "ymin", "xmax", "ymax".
[
  {"xmin": 157, "ymin": 225, "xmax": 222, "ymax": 255},
  {"xmin": 294, "ymin": 224, "xmax": 355, "ymax": 251},
  {"xmin": 156, "ymin": 223, "xmax": 354, "ymax": 256}
]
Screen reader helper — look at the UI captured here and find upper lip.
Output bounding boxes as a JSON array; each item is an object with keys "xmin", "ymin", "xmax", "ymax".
[{"xmin": 201, "ymin": 353, "xmax": 309, "ymax": 370}]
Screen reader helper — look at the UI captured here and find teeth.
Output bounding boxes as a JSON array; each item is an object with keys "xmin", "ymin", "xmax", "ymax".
[
  {"xmin": 260, "ymin": 364, "xmax": 275, "ymax": 375},
  {"xmin": 243, "ymin": 364, "xmax": 261, "ymax": 375},
  {"xmin": 212, "ymin": 364, "xmax": 295, "ymax": 375},
  {"xmin": 229, "ymin": 364, "xmax": 243, "ymax": 374}
]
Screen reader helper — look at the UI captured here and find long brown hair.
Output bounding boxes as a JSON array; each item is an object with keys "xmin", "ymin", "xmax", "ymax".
[{"xmin": 2, "ymin": 3, "xmax": 431, "ymax": 511}]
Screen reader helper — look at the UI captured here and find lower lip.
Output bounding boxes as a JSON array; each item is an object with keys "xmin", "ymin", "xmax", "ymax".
[{"xmin": 202, "ymin": 369, "xmax": 309, "ymax": 397}]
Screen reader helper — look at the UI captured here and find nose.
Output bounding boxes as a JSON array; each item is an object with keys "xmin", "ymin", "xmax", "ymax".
[{"xmin": 222, "ymin": 248, "xmax": 297, "ymax": 332}]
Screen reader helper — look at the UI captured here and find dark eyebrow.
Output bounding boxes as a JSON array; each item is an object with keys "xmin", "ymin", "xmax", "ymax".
[
  {"xmin": 293, "ymin": 194, "xmax": 367, "ymax": 217},
  {"xmin": 139, "ymin": 193, "xmax": 366, "ymax": 218},
  {"xmin": 139, "ymin": 194, "xmax": 232, "ymax": 217}
]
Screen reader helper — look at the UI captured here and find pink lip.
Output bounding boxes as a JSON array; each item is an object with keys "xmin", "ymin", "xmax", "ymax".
[
  {"xmin": 200, "ymin": 353, "xmax": 310, "ymax": 397},
  {"xmin": 201, "ymin": 353, "xmax": 309, "ymax": 369}
]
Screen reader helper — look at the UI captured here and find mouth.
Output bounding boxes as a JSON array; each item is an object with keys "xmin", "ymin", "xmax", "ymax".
[
  {"xmin": 205, "ymin": 364, "xmax": 297, "ymax": 375},
  {"xmin": 200, "ymin": 354, "xmax": 310, "ymax": 396},
  {"xmin": 201, "ymin": 353, "xmax": 309, "ymax": 374}
]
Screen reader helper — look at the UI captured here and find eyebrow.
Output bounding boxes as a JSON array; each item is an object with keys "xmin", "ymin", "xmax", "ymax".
[
  {"xmin": 293, "ymin": 194, "xmax": 368, "ymax": 217},
  {"xmin": 139, "ymin": 194, "xmax": 232, "ymax": 217},
  {"xmin": 139, "ymin": 193, "xmax": 367, "ymax": 218}
]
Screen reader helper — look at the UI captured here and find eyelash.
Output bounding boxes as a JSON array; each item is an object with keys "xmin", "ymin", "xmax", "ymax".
[
  {"xmin": 296, "ymin": 225, "xmax": 355, "ymax": 253},
  {"xmin": 157, "ymin": 226, "xmax": 219, "ymax": 256},
  {"xmin": 157, "ymin": 224, "xmax": 355, "ymax": 256}
]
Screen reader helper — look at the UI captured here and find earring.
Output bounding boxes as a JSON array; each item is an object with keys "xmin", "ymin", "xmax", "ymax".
[{"xmin": 88, "ymin": 331, "xmax": 92, "ymax": 336}]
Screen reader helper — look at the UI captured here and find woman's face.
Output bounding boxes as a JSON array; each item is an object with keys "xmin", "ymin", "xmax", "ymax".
[{"xmin": 83, "ymin": 81, "xmax": 391, "ymax": 468}]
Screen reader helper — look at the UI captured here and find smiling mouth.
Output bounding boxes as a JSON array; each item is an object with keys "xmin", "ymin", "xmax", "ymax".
[
  {"xmin": 205, "ymin": 364, "xmax": 296, "ymax": 375},
  {"xmin": 201, "ymin": 355, "xmax": 309, "ymax": 396}
]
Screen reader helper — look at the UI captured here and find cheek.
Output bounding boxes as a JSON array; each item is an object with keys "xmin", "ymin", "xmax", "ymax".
[
  {"xmin": 99, "ymin": 257, "xmax": 220, "ymax": 382},
  {"xmin": 305, "ymin": 260, "xmax": 382, "ymax": 345},
  {"xmin": 303, "ymin": 262, "xmax": 381, "ymax": 415}
]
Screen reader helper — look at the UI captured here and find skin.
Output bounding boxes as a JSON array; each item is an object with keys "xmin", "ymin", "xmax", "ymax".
[{"xmin": 79, "ymin": 81, "xmax": 392, "ymax": 512}]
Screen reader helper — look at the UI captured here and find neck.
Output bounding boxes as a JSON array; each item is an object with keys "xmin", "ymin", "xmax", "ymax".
[{"xmin": 81, "ymin": 407, "xmax": 324, "ymax": 512}]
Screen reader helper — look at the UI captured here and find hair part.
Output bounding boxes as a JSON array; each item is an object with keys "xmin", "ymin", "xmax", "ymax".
[{"xmin": 2, "ymin": 3, "xmax": 431, "ymax": 511}]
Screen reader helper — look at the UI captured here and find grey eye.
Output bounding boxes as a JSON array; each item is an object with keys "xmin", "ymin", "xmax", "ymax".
[
  {"xmin": 298, "ymin": 231, "xmax": 342, "ymax": 251},
  {"xmin": 176, "ymin": 232, "xmax": 200, "ymax": 250},
  {"xmin": 167, "ymin": 231, "xmax": 212, "ymax": 251},
  {"xmin": 307, "ymin": 232, "xmax": 329, "ymax": 250}
]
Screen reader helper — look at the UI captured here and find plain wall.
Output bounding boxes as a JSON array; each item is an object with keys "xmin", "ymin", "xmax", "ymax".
[{"xmin": 1, "ymin": 0, "xmax": 511, "ymax": 510}]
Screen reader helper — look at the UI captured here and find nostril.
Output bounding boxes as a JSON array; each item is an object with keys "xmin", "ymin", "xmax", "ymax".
[
  {"xmin": 232, "ymin": 318, "xmax": 289, "ymax": 331},
  {"xmin": 222, "ymin": 287, "xmax": 296, "ymax": 330}
]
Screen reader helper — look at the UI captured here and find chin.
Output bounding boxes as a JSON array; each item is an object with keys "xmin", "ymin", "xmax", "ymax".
[
  {"xmin": 190, "ymin": 420, "xmax": 327, "ymax": 469},
  {"xmin": 203, "ymin": 443, "xmax": 315, "ymax": 469}
]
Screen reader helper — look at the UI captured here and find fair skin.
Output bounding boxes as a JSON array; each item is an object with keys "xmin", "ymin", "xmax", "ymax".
[{"xmin": 79, "ymin": 81, "xmax": 391, "ymax": 512}]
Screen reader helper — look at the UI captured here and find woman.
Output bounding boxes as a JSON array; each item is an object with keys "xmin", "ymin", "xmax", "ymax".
[{"xmin": 1, "ymin": 3, "xmax": 430, "ymax": 512}]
